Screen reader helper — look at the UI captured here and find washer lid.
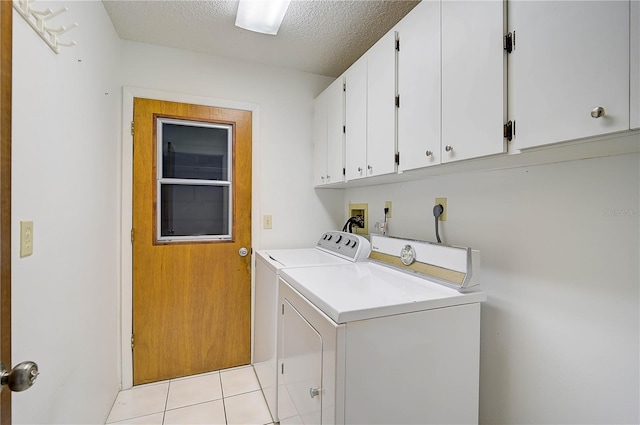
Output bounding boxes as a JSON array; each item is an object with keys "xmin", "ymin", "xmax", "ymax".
[
  {"xmin": 258, "ymin": 248, "xmax": 348, "ymax": 269},
  {"xmin": 280, "ymin": 263, "xmax": 486, "ymax": 324}
]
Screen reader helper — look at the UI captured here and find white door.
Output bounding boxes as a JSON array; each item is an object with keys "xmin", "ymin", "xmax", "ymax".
[
  {"xmin": 396, "ymin": 0, "xmax": 441, "ymax": 172},
  {"xmin": 325, "ymin": 78, "xmax": 345, "ymax": 184},
  {"xmin": 313, "ymin": 88, "xmax": 329, "ymax": 186},
  {"xmin": 280, "ymin": 301, "xmax": 322, "ymax": 425},
  {"xmin": 441, "ymin": 0, "xmax": 506, "ymax": 163},
  {"xmin": 366, "ymin": 31, "xmax": 397, "ymax": 177},
  {"xmin": 313, "ymin": 78, "xmax": 345, "ymax": 186},
  {"xmin": 509, "ymin": 1, "xmax": 630, "ymax": 149},
  {"xmin": 344, "ymin": 57, "xmax": 367, "ymax": 181}
]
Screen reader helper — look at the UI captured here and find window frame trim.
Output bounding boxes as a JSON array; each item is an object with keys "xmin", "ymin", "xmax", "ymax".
[{"xmin": 155, "ymin": 117, "xmax": 234, "ymax": 243}]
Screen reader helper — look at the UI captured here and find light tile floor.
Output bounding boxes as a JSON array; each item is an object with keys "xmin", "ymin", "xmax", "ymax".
[{"xmin": 106, "ymin": 365, "xmax": 273, "ymax": 425}]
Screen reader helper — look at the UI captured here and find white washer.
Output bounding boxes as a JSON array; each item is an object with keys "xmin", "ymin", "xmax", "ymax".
[
  {"xmin": 254, "ymin": 231, "xmax": 370, "ymax": 422},
  {"xmin": 277, "ymin": 234, "xmax": 486, "ymax": 425}
]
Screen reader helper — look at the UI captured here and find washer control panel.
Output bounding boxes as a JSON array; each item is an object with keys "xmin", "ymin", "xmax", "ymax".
[{"xmin": 316, "ymin": 231, "xmax": 371, "ymax": 262}]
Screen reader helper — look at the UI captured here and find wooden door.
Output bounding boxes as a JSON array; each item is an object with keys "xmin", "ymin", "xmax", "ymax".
[
  {"xmin": 132, "ymin": 98, "xmax": 252, "ymax": 385},
  {"xmin": 0, "ymin": 1, "xmax": 11, "ymax": 422}
]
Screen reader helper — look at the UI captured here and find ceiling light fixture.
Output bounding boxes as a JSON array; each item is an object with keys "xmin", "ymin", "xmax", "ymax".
[{"xmin": 235, "ymin": 0, "xmax": 291, "ymax": 35}]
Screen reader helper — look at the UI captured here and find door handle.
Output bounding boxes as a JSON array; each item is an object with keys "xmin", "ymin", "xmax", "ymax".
[
  {"xmin": 238, "ymin": 247, "xmax": 249, "ymax": 257},
  {"xmin": 1, "ymin": 361, "xmax": 39, "ymax": 392}
]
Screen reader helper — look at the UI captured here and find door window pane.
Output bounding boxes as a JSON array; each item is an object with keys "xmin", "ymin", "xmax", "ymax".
[
  {"xmin": 161, "ymin": 123, "xmax": 229, "ymax": 181},
  {"xmin": 160, "ymin": 184, "xmax": 230, "ymax": 238},
  {"xmin": 156, "ymin": 117, "xmax": 233, "ymax": 242}
]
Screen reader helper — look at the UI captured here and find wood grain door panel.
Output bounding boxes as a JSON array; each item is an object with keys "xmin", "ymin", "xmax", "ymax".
[{"xmin": 132, "ymin": 98, "xmax": 252, "ymax": 385}]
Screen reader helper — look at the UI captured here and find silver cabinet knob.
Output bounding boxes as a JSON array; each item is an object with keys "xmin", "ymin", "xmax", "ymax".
[
  {"xmin": 238, "ymin": 247, "xmax": 249, "ymax": 257},
  {"xmin": 591, "ymin": 106, "xmax": 605, "ymax": 118},
  {"xmin": 367, "ymin": 165, "xmax": 372, "ymax": 170},
  {"xmin": 357, "ymin": 167, "xmax": 362, "ymax": 172},
  {"xmin": 309, "ymin": 387, "xmax": 321, "ymax": 398},
  {"xmin": 445, "ymin": 145, "xmax": 453, "ymax": 152},
  {"xmin": 425, "ymin": 150, "xmax": 433, "ymax": 157},
  {"xmin": 1, "ymin": 361, "xmax": 39, "ymax": 393}
]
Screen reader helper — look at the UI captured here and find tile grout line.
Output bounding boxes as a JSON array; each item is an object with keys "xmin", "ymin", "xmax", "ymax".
[
  {"xmin": 220, "ymin": 372, "xmax": 229, "ymax": 425},
  {"xmin": 162, "ymin": 380, "xmax": 171, "ymax": 425}
]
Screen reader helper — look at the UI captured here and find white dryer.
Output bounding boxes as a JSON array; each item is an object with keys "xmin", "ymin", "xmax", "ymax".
[
  {"xmin": 254, "ymin": 231, "xmax": 370, "ymax": 422},
  {"xmin": 277, "ymin": 234, "xmax": 486, "ymax": 425}
]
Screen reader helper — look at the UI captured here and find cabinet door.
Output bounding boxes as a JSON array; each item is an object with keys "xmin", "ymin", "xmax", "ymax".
[
  {"xmin": 632, "ymin": 0, "xmax": 639, "ymax": 130},
  {"xmin": 344, "ymin": 57, "xmax": 368, "ymax": 181},
  {"xmin": 313, "ymin": 89, "xmax": 329, "ymax": 187},
  {"xmin": 280, "ymin": 301, "xmax": 322, "ymax": 425},
  {"xmin": 397, "ymin": 0, "xmax": 441, "ymax": 172},
  {"xmin": 325, "ymin": 78, "xmax": 345, "ymax": 184},
  {"xmin": 366, "ymin": 31, "xmax": 397, "ymax": 177},
  {"xmin": 442, "ymin": 0, "xmax": 505, "ymax": 163},
  {"xmin": 509, "ymin": 1, "xmax": 630, "ymax": 149}
]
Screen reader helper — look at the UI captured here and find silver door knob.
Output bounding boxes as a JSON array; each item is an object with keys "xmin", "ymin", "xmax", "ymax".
[
  {"xmin": 309, "ymin": 387, "xmax": 321, "ymax": 398},
  {"xmin": 591, "ymin": 106, "xmax": 605, "ymax": 118},
  {"xmin": 238, "ymin": 247, "xmax": 249, "ymax": 257},
  {"xmin": 425, "ymin": 150, "xmax": 433, "ymax": 157},
  {"xmin": 1, "ymin": 361, "xmax": 39, "ymax": 392},
  {"xmin": 445, "ymin": 145, "xmax": 453, "ymax": 152}
]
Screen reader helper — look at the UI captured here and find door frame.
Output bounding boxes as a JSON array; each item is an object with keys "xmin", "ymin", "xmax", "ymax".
[
  {"xmin": 120, "ymin": 87, "xmax": 260, "ymax": 389},
  {"xmin": 0, "ymin": 1, "xmax": 11, "ymax": 422}
]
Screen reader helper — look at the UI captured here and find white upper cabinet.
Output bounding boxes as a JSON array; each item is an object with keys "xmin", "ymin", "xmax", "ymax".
[
  {"xmin": 313, "ymin": 77, "xmax": 344, "ymax": 186},
  {"xmin": 508, "ymin": 1, "xmax": 630, "ymax": 149},
  {"xmin": 313, "ymin": 87, "xmax": 328, "ymax": 186},
  {"xmin": 396, "ymin": 1, "xmax": 441, "ymax": 172},
  {"xmin": 344, "ymin": 57, "xmax": 368, "ymax": 181},
  {"xmin": 441, "ymin": 0, "xmax": 506, "ymax": 163},
  {"xmin": 366, "ymin": 31, "xmax": 397, "ymax": 177},
  {"xmin": 632, "ymin": 0, "xmax": 639, "ymax": 130},
  {"xmin": 345, "ymin": 32, "xmax": 397, "ymax": 181}
]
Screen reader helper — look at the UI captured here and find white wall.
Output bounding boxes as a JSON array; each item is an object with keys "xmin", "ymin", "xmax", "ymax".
[
  {"xmin": 12, "ymin": 1, "xmax": 121, "ymax": 423},
  {"xmin": 343, "ymin": 151, "xmax": 640, "ymax": 424},
  {"xmin": 120, "ymin": 41, "xmax": 343, "ymax": 250}
]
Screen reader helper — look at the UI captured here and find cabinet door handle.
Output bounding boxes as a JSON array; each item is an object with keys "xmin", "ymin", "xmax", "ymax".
[
  {"xmin": 445, "ymin": 145, "xmax": 454, "ymax": 152},
  {"xmin": 367, "ymin": 165, "xmax": 372, "ymax": 170},
  {"xmin": 591, "ymin": 106, "xmax": 605, "ymax": 118},
  {"xmin": 357, "ymin": 167, "xmax": 362, "ymax": 172},
  {"xmin": 310, "ymin": 387, "xmax": 321, "ymax": 398},
  {"xmin": 425, "ymin": 150, "xmax": 433, "ymax": 157}
]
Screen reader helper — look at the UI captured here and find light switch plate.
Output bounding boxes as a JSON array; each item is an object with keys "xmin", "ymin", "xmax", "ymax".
[
  {"xmin": 263, "ymin": 215, "xmax": 273, "ymax": 229},
  {"xmin": 20, "ymin": 220, "xmax": 33, "ymax": 257}
]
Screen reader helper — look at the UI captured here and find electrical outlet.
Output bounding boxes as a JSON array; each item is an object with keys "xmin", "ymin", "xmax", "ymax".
[
  {"xmin": 435, "ymin": 198, "xmax": 447, "ymax": 221},
  {"xmin": 263, "ymin": 215, "xmax": 273, "ymax": 229},
  {"xmin": 384, "ymin": 201, "xmax": 392, "ymax": 218},
  {"xmin": 20, "ymin": 220, "xmax": 33, "ymax": 257}
]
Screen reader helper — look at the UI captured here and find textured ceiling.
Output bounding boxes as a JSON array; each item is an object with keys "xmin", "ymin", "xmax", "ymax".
[{"xmin": 102, "ymin": 0, "xmax": 420, "ymax": 77}]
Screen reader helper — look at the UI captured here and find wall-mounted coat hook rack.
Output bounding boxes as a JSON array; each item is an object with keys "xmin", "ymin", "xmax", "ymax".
[{"xmin": 13, "ymin": 0, "xmax": 78, "ymax": 54}]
